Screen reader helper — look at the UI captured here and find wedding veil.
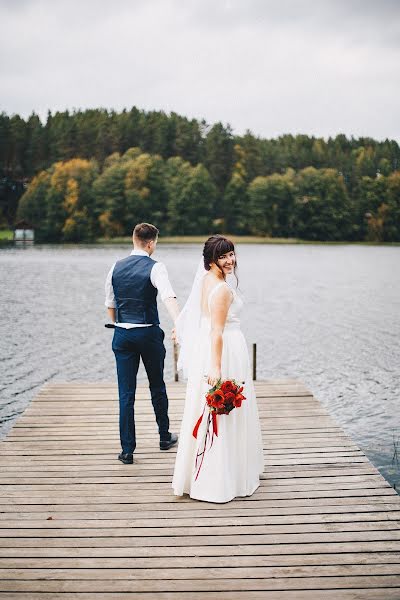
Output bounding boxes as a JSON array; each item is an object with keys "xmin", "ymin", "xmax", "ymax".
[{"xmin": 175, "ymin": 258, "xmax": 206, "ymax": 378}]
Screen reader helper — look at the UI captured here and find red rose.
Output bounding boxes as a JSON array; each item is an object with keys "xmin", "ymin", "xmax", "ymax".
[
  {"xmin": 224, "ymin": 391, "xmax": 235, "ymax": 403},
  {"xmin": 233, "ymin": 392, "xmax": 245, "ymax": 408},
  {"xmin": 221, "ymin": 380, "xmax": 235, "ymax": 393},
  {"xmin": 211, "ymin": 389, "xmax": 225, "ymax": 409},
  {"xmin": 205, "ymin": 393, "xmax": 214, "ymax": 407},
  {"xmin": 213, "ymin": 400, "xmax": 225, "ymax": 410}
]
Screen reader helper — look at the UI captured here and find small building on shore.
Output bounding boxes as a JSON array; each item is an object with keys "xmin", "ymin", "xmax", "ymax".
[{"xmin": 14, "ymin": 220, "xmax": 35, "ymax": 245}]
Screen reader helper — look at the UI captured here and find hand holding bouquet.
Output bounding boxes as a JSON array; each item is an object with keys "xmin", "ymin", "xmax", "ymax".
[
  {"xmin": 205, "ymin": 379, "xmax": 246, "ymax": 415},
  {"xmin": 192, "ymin": 379, "xmax": 246, "ymax": 479}
]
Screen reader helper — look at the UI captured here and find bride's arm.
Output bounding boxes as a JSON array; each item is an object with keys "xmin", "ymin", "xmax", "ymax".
[{"xmin": 208, "ymin": 286, "xmax": 232, "ymax": 387}]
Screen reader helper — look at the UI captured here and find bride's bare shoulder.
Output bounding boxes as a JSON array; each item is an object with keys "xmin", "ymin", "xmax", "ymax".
[
  {"xmin": 209, "ymin": 281, "xmax": 233, "ymax": 305},
  {"xmin": 202, "ymin": 276, "xmax": 230, "ymax": 306}
]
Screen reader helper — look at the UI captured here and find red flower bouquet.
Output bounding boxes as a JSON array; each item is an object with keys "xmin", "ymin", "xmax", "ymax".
[{"xmin": 192, "ymin": 379, "xmax": 246, "ymax": 479}]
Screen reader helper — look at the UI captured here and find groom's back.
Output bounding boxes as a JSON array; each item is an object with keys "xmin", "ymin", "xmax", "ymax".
[{"xmin": 112, "ymin": 255, "xmax": 159, "ymax": 325}]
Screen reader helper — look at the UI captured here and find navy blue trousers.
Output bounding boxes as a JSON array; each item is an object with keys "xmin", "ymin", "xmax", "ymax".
[{"xmin": 112, "ymin": 325, "xmax": 170, "ymax": 454}]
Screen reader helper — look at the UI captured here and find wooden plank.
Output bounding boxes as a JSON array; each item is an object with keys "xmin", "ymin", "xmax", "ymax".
[
  {"xmin": 1, "ymin": 525, "xmax": 400, "ymax": 541},
  {"xmin": 1, "ymin": 460, "xmax": 376, "ymax": 474},
  {"xmin": 0, "ymin": 484, "xmax": 393, "ymax": 500},
  {"xmin": 0, "ymin": 542, "xmax": 400, "ymax": 558},
  {"xmin": 0, "ymin": 472, "xmax": 386, "ymax": 485},
  {"xmin": 1, "ymin": 486, "xmax": 394, "ymax": 500},
  {"xmin": 1, "ymin": 531, "xmax": 400, "ymax": 551},
  {"xmin": 1, "ymin": 592, "xmax": 400, "ymax": 600},
  {"xmin": 0, "ymin": 512, "xmax": 399, "ymax": 527},
  {"xmin": 0, "ymin": 495, "xmax": 398, "ymax": 508},
  {"xmin": 0, "ymin": 576, "xmax": 400, "ymax": 592},
  {"xmin": 1, "ymin": 564, "xmax": 400, "ymax": 581},
  {"xmin": 0, "ymin": 546, "xmax": 400, "ymax": 574},
  {"xmin": 1, "ymin": 504, "xmax": 399, "ymax": 520},
  {"xmin": 0, "ymin": 479, "xmax": 389, "ymax": 497},
  {"xmin": 0, "ymin": 380, "xmax": 399, "ymax": 598},
  {"xmin": 0, "ymin": 551, "xmax": 399, "ymax": 567}
]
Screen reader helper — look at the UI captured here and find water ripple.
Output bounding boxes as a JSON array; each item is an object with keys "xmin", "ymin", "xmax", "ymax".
[{"xmin": 0, "ymin": 243, "xmax": 399, "ymax": 490}]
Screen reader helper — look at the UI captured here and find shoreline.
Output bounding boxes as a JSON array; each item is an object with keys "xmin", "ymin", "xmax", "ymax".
[
  {"xmin": 1, "ymin": 231, "xmax": 400, "ymax": 246},
  {"xmin": 98, "ymin": 236, "xmax": 400, "ymax": 246}
]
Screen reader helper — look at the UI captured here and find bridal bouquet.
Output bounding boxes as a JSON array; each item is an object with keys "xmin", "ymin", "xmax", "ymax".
[{"xmin": 192, "ymin": 379, "xmax": 246, "ymax": 480}]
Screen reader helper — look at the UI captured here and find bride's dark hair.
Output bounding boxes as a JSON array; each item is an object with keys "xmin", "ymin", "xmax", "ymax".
[{"xmin": 203, "ymin": 235, "xmax": 238, "ymax": 284}]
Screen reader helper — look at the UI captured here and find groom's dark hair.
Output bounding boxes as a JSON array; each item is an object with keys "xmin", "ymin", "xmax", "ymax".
[{"xmin": 133, "ymin": 223, "xmax": 159, "ymax": 244}]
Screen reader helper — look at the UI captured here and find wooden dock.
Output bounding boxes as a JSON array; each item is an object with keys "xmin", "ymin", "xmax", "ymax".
[{"xmin": 0, "ymin": 380, "xmax": 400, "ymax": 599}]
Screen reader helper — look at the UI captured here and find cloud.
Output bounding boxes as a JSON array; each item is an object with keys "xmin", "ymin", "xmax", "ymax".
[{"xmin": 0, "ymin": 0, "xmax": 399, "ymax": 140}]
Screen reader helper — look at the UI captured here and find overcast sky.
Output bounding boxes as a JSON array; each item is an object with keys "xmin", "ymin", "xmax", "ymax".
[{"xmin": 1, "ymin": 0, "xmax": 399, "ymax": 140}]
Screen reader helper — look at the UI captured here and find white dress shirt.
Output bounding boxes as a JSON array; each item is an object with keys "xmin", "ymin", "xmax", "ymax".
[{"xmin": 105, "ymin": 249, "xmax": 176, "ymax": 329}]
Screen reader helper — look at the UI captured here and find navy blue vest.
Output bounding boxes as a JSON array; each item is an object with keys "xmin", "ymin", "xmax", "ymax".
[{"xmin": 112, "ymin": 255, "xmax": 160, "ymax": 325}]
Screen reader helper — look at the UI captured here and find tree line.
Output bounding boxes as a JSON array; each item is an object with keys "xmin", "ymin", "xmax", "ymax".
[{"xmin": 1, "ymin": 107, "xmax": 399, "ymax": 241}]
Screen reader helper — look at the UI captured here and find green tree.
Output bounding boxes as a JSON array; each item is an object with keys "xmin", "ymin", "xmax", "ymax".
[
  {"xmin": 203, "ymin": 122, "xmax": 234, "ymax": 192},
  {"xmin": 365, "ymin": 203, "xmax": 389, "ymax": 242},
  {"xmin": 124, "ymin": 153, "xmax": 168, "ymax": 227},
  {"xmin": 378, "ymin": 158, "xmax": 391, "ymax": 177},
  {"xmin": 94, "ymin": 148, "xmax": 145, "ymax": 237},
  {"xmin": 352, "ymin": 175, "xmax": 387, "ymax": 240},
  {"xmin": 141, "ymin": 111, "xmax": 172, "ymax": 157},
  {"xmin": 234, "ymin": 132, "xmax": 263, "ymax": 182},
  {"xmin": 353, "ymin": 146, "xmax": 377, "ymax": 178},
  {"xmin": 46, "ymin": 111, "xmax": 79, "ymax": 163},
  {"xmin": 293, "ymin": 167, "xmax": 352, "ymax": 240},
  {"xmin": 9, "ymin": 114, "xmax": 27, "ymax": 177},
  {"xmin": 166, "ymin": 159, "xmax": 216, "ymax": 234},
  {"xmin": 383, "ymin": 171, "xmax": 400, "ymax": 241},
  {"xmin": 18, "ymin": 158, "xmax": 99, "ymax": 242},
  {"xmin": 4, "ymin": 106, "xmax": 400, "ymax": 242},
  {"xmin": 94, "ymin": 160, "xmax": 127, "ymax": 237},
  {"xmin": 0, "ymin": 113, "xmax": 11, "ymax": 175},
  {"xmin": 223, "ymin": 173, "xmax": 249, "ymax": 234},
  {"xmin": 361, "ymin": 172, "xmax": 400, "ymax": 242},
  {"xmin": 94, "ymin": 110, "xmax": 120, "ymax": 165},
  {"xmin": 74, "ymin": 109, "xmax": 103, "ymax": 159},
  {"xmin": 121, "ymin": 147, "xmax": 143, "ymax": 163},
  {"xmin": 247, "ymin": 171, "xmax": 295, "ymax": 236},
  {"xmin": 25, "ymin": 113, "xmax": 45, "ymax": 176},
  {"xmin": 311, "ymin": 138, "xmax": 328, "ymax": 169},
  {"xmin": 171, "ymin": 113, "xmax": 202, "ymax": 165},
  {"xmin": 17, "ymin": 171, "xmax": 52, "ymax": 239},
  {"xmin": 247, "ymin": 176, "xmax": 273, "ymax": 235}
]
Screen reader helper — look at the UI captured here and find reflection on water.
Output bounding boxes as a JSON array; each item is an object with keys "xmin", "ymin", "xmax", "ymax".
[{"xmin": 0, "ymin": 243, "xmax": 399, "ymax": 489}]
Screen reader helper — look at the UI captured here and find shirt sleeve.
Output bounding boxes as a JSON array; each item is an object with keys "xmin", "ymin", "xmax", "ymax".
[
  {"xmin": 105, "ymin": 263, "xmax": 116, "ymax": 308},
  {"xmin": 151, "ymin": 262, "xmax": 176, "ymax": 302}
]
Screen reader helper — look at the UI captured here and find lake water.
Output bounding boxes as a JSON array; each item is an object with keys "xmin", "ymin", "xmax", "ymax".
[{"xmin": 0, "ymin": 243, "xmax": 399, "ymax": 489}]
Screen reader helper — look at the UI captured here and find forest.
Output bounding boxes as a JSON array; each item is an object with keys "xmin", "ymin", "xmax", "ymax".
[{"xmin": 0, "ymin": 107, "xmax": 399, "ymax": 242}]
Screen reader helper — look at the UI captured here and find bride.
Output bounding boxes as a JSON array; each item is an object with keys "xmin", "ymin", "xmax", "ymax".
[{"xmin": 172, "ymin": 235, "xmax": 264, "ymax": 503}]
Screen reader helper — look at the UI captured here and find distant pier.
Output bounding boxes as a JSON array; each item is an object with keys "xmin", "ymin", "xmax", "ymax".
[{"xmin": 0, "ymin": 380, "xmax": 399, "ymax": 597}]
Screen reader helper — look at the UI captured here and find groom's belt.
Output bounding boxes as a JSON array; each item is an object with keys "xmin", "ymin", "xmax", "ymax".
[{"xmin": 104, "ymin": 323, "xmax": 158, "ymax": 329}]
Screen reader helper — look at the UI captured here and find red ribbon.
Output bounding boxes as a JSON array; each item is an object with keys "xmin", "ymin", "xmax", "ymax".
[
  {"xmin": 212, "ymin": 411, "xmax": 218, "ymax": 437},
  {"xmin": 192, "ymin": 406, "xmax": 206, "ymax": 439},
  {"xmin": 193, "ymin": 408, "xmax": 219, "ymax": 481}
]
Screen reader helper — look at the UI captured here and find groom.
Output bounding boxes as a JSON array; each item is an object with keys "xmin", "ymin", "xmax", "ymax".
[{"xmin": 105, "ymin": 222, "xmax": 180, "ymax": 464}]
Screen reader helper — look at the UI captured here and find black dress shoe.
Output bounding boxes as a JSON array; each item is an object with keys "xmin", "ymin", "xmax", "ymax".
[
  {"xmin": 160, "ymin": 432, "xmax": 178, "ymax": 451},
  {"xmin": 118, "ymin": 452, "xmax": 133, "ymax": 464}
]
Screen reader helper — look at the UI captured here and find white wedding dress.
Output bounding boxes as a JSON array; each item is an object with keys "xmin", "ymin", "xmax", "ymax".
[{"xmin": 172, "ymin": 281, "xmax": 264, "ymax": 503}]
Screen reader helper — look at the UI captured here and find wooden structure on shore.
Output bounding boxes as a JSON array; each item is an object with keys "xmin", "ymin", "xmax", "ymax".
[
  {"xmin": 0, "ymin": 380, "xmax": 400, "ymax": 598},
  {"xmin": 13, "ymin": 219, "xmax": 34, "ymax": 246}
]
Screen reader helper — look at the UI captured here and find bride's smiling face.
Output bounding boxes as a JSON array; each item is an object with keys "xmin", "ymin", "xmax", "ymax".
[{"xmin": 216, "ymin": 250, "xmax": 236, "ymax": 275}]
